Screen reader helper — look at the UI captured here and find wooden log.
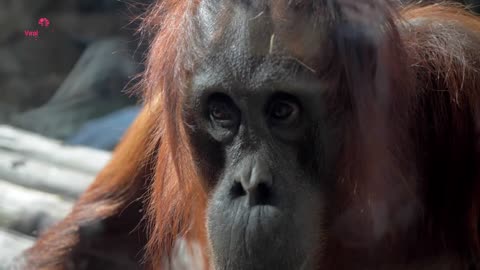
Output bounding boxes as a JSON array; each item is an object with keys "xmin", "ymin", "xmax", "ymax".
[
  {"xmin": 0, "ymin": 151, "xmax": 94, "ymax": 197},
  {"xmin": 0, "ymin": 125, "xmax": 111, "ymax": 175},
  {"xmin": 0, "ymin": 180, "xmax": 73, "ymax": 237},
  {"xmin": 0, "ymin": 229, "xmax": 34, "ymax": 269}
]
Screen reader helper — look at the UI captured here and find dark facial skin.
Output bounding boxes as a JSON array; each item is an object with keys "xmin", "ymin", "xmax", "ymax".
[{"xmin": 183, "ymin": 1, "xmax": 343, "ymax": 269}]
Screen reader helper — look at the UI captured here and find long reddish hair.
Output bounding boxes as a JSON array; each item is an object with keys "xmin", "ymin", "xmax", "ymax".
[{"xmin": 24, "ymin": 1, "xmax": 480, "ymax": 269}]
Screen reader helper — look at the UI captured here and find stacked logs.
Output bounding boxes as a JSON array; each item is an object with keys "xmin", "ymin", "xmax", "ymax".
[{"xmin": 0, "ymin": 125, "xmax": 110, "ymax": 267}]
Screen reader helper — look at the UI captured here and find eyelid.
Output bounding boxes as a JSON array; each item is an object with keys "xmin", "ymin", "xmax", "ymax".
[
  {"xmin": 206, "ymin": 94, "xmax": 231, "ymax": 115},
  {"xmin": 206, "ymin": 93, "xmax": 240, "ymax": 128},
  {"xmin": 273, "ymin": 100, "xmax": 296, "ymax": 111},
  {"xmin": 267, "ymin": 95, "xmax": 301, "ymax": 126},
  {"xmin": 267, "ymin": 93, "xmax": 300, "ymax": 111},
  {"xmin": 209, "ymin": 102, "xmax": 232, "ymax": 119}
]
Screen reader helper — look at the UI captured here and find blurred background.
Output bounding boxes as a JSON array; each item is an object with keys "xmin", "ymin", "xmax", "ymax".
[
  {"xmin": 0, "ymin": 0, "xmax": 153, "ymax": 266},
  {"xmin": 0, "ymin": 0, "xmax": 478, "ymax": 268},
  {"xmin": 0, "ymin": 0, "xmax": 154, "ymax": 151}
]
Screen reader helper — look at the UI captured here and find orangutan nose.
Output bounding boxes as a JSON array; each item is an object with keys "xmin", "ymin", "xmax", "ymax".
[{"xmin": 231, "ymin": 159, "xmax": 273, "ymax": 206}]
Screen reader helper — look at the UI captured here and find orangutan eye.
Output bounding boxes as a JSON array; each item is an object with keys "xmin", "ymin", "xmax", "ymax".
[
  {"xmin": 208, "ymin": 94, "xmax": 239, "ymax": 128},
  {"xmin": 210, "ymin": 102, "xmax": 233, "ymax": 121},
  {"xmin": 268, "ymin": 98, "xmax": 301, "ymax": 126}
]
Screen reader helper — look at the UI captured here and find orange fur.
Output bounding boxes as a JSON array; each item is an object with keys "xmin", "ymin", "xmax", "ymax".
[{"xmin": 23, "ymin": 1, "xmax": 480, "ymax": 269}]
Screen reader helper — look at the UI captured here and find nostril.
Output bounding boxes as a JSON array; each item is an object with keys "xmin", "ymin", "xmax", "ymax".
[
  {"xmin": 254, "ymin": 182, "xmax": 271, "ymax": 205},
  {"xmin": 230, "ymin": 181, "xmax": 246, "ymax": 198},
  {"xmin": 230, "ymin": 176, "xmax": 273, "ymax": 205},
  {"xmin": 257, "ymin": 182, "xmax": 270, "ymax": 195}
]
